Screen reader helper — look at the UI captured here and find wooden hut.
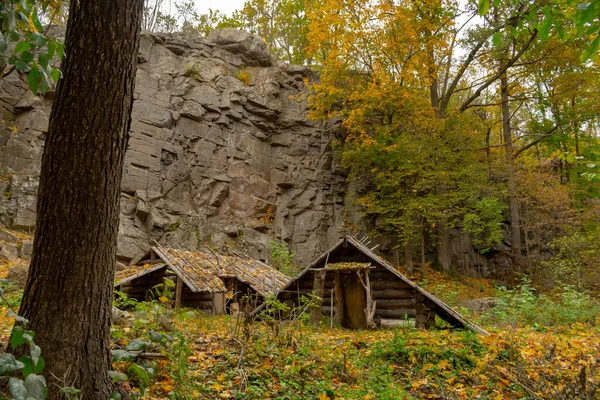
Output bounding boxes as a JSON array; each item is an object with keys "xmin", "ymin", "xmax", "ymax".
[
  {"xmin": 115, "ymin": 243, "xmax": 290, "ymax": 315},
  {"xmin": 274, "ymin": 236, "xmax": 488, "ymax": 334}
]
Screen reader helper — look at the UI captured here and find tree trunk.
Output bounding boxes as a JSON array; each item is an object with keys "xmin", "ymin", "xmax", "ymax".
[
  {"xmin": 311, "ymin": 270, "xmax": 326, "ymax": 327},
  {"xmin": 420, "ymin": 232, "xmax": 426, "ymax": 277},
  {"xmin": 501, "ymin": 73, "xmax": 521, "ymax": 254},
  {"xmin": 404, "ymin": 242, "xmax": 413, "ymax": 274},
  {"xmin": 16, "ymin": 1, "xmax": 143, "ymax": 398}
]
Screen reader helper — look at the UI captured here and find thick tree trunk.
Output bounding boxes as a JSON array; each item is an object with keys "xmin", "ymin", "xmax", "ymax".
[
  {"xmin": 501, "ymin": 73, "xmax": 521, "ymax": 254},
  {"xmin": 16, "ymin": 1, "xmax": 143, "ymax": 398}
]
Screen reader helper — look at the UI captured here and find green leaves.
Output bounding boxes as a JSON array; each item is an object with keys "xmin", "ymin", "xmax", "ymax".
[
  {"xmin": 125, "ymin": 339, "xmax": 150, "ymax": 352},
  {"xmin": 0, "ymin": 354, "xmax": 26, "ymax": 375},
  {"xmin": 111, "ymin": 349, "xmax": 137, "ymax": 362},
  {"xmin": 108, "ymin": 371, "xmax": 128, "ymax": 383},
  {"xmin": 0, "ymin": 1, "xmax": 64, "ymax": 94},
  {"xmin": 477, "ymin": 0, "xmax": 490, "ymax": 16}
]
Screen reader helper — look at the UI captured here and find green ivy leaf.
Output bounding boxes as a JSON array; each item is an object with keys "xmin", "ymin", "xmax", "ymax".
[
  {"xmin": 111, "ymin": 349, "xmax": 137, "ymax": 362},
  {"xmin": 23, "ymin": 374, "xmax": 48, "ymax": 400},
  {"xmin": 0, "ymin": 353, "xmax": 25, "ymax": 375},
  {"xmin": 108, "ymin": 370, "xmax": 128, "ymax": 383},
  {"xmin": 0, "ymin": 37, "xmax": 8, "ymax": 54},
  {"xmin": 50, "ymin": 67, "xmax": 61, "ymax": 83},
  {"xmin": 47, "ymin": 40, "xmax": 56, "ymax": 59},
  {"xmin": 21, "ymin": 50, "xmax": 34, "ymax": 63},
  {"xmin": 125, "ymin": 339, "xmax": 150, "ymax": 352},
  {"xmin": 27, "ymin": 64, "xmax": 40, "ymax": 94},
  {"xmin": 127, "ymin": 363, "xmax": 150, "ymax": 388},
  {"xmin": 19, "ymin": 355, "xmax": 45, "ymax": 377},
  {"xmin": 109, "ymin": 392, "xmax": 122, "ymax": 400},
  {"xmin": 30, "ymin": 343, "xmax": 41, "ymax": 367},
  {"xmin": 13, "ymin": 41, "xmax": 31, "ymax": 54},
  {"xmin": 56, "ymin": 42, "xmax": 65, "ymax": 60},
  {"xmin": 38, "ymin": 52, "xmax": 49, "ymax": 68},
  {"xmin": 6, "ymin": 310, "xmax": 29, "ymax": 324},
  {"xmin": 8, "ymin": 377, "xmax": 27, "ymax": 400},
  {"xmin": 9, "ymin": 329, "xmax": 26, "ymax": 350}
]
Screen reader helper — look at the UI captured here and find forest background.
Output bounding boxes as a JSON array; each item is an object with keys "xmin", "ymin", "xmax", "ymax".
[
  {"xmin": 1, "ymin": 0, "xmax": 600, "ymax": 398},
  {"xmin": 136, "ymin": 0, "xmax": 600, "ymax": 292}
]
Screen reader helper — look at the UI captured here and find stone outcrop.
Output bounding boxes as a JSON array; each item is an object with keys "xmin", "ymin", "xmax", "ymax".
[{"xmin": 0, "ymin": 29, "xmax": 348, "ymax": 267}]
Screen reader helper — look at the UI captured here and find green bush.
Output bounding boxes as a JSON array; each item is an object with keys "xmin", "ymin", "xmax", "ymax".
[{"xmin": 482, "ymin": 279, "xmax": 599, "ymax": 327}]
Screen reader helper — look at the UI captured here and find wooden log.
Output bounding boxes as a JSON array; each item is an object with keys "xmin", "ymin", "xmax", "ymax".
[
  {"xmin": 311, "ymin": 269, "xmax": 326, "ymax": 327},
  {"xmin": 119, "ymin": 287, "xmax": 149, "ymax": 295},
  {"xmin": 375, "ymin": 298, "xmax": 416, "ymax": 309},
  {"xmin": 415, "ymin": 292, "xmax": 426, "ymax": 303},
  {"xmin": 370, "ymin": 280, "xmax": 412, "ymax": 290},
  {"xmin": 334, "ymin": 271, "xmax": 344, "ymax": 326},
  {"xmin": 379, "ymin": 319, "xmax": 415, "ymax": 328},
  {"xmin": 374, "ymin": 308, "xmax": 416, "ymax": 318},
  {"xmin": 183, "ymin": 300, "xmax": 213, "ymax": 309},
  {"xmin": 372, "ymin": 289, "xmax": 414, "ymax": 299},
  {"xmin": 415, "ymin": 303, "xmax": 429, "ymax": 315},
  {"xmin": 182, "ymin": 293, "xmax": 213, "ymax": 302},
  {"xmin": 370, "ymin": 271, "xmax": 401, "ymax": 280}
]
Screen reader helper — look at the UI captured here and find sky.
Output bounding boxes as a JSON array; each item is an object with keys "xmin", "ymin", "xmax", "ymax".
[{"xmin": 188, "ymin": 0, "xmax": 246, "ymax": 15}]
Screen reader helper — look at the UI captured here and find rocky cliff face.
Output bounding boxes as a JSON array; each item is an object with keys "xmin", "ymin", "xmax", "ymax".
[{"xmin": 0, "ymin": 29, "xmax": 348, "ymax": 267}]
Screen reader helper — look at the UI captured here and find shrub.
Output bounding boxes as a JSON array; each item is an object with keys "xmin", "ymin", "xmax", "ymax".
[
  {"xmin": 269, "ymin": 240, "xmax": 298, "ymax": 276},
  {"xmin": 235, "ymin": 68, "xmax": 251, "ymax": 85},
  {"xmin": 482, "ymin": 279, "xmax": 600, "ymax": 327}
]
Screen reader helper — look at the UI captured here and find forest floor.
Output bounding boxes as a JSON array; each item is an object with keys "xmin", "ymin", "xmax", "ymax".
[{"xmin": 0, "ymin": 257, "xmax": 599, "ymax": 399}]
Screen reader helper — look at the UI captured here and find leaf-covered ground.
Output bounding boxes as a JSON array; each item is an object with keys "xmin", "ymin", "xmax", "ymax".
[
  {"xmin": 1, "ymin": 243, "xmax": 599, "ymax": 399},
  {"xmin": 128, "ymin": 313, "xmax": 598, "ymax": 400}
]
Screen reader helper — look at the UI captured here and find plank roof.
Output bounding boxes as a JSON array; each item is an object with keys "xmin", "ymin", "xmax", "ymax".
[
  {"xmin": 115, "ymin": 244, "xmax": 290, "ymax": 297},
  {"xmin": 281, "ymin": 236, "xmax": 489, "ymax": 335}
]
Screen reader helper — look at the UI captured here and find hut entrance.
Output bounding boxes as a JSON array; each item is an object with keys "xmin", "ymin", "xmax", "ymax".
[
  {"xmin": 326, "ymin": 263, "xmax": 374, "ymax": 329},
  {"xmin": 340, "ymin": 272, "xmax": 367, "ymax": 329}
]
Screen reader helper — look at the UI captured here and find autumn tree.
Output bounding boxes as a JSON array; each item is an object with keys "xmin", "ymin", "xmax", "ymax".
[
  {"xmin": 15, "ymin": 1, "xmax": 143, "ymax": 398},
  {"xmin": 306, "ymin": 0, "xmax": 598, "ymax": 273}
]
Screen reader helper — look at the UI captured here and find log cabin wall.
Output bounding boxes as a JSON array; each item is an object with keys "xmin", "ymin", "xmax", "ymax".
[
  {"xmin": 278, "ymin": 264, "xmax": 419, "ymax": 325},
  {"xmin": 117, "ymin": 268, "xmax": 176, "ymax": 301}
]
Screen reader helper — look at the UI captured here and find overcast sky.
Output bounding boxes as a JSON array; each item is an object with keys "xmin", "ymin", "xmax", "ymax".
[
  {"xmin": 195, "ymin": 0, "xmax": 246, "ymax": 15},
  {"xmin": 160, "ymin": 0, "xmax": 246, "ymax": 16}
]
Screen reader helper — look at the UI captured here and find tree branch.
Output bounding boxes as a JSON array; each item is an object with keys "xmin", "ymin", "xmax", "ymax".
[{"xmin": 459, "ymin": 31, "xmax": 538, "ymax": 112}]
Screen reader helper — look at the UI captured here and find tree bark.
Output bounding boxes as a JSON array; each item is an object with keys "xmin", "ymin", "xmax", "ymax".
[
  {"xmin": 16, "ymin": 1, "xmax": 143, "ymax": 398},
  {"xmin": 501, "ymin": 73, "xmax": 521, "ymax": 254},
  {"xmin": 404, "ymin": 242, "xmax": 413, "ymax": 274},
  {"xmin": 420, "ymin": 232, "xmax": 426, "ymax": 277}
]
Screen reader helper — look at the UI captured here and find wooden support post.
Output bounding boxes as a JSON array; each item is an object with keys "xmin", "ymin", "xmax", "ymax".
[
  {"xmin": 334, "ymin": 271, "xmax": 344, "ymax": 326},
  {"xmin": 311, "ymin": 270, "xmax": 326, "ymax": 327},
  {"xmin": 357, "ymin": 269, "xmax": 376, "ymax": 328},
  {"xmin": 174, "ymin": 277, "xmax": 183, "ymax": 308}
]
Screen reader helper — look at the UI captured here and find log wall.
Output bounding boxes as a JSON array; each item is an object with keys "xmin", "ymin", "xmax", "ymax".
[{"xmin": 278, "ymin": 265, "xmax": 424, "ymax": 324}]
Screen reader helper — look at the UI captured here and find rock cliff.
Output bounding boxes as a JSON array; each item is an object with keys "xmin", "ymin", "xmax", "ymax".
[{"xmin": 0, "ymin": 29, "xmax": 348, "ymax": 267}]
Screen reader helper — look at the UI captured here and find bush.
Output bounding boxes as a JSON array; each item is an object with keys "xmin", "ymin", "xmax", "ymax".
[
  {"xmin": 482, "ymin": 279, "xmax": 599, "ymax": 327},
  {"xmin": 269, "ymin": 240, "xmax": 299, "ymax": 277},
  {"xmin": 235, "ymin": 68, "xmax": 251, "ymax": 85}
]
